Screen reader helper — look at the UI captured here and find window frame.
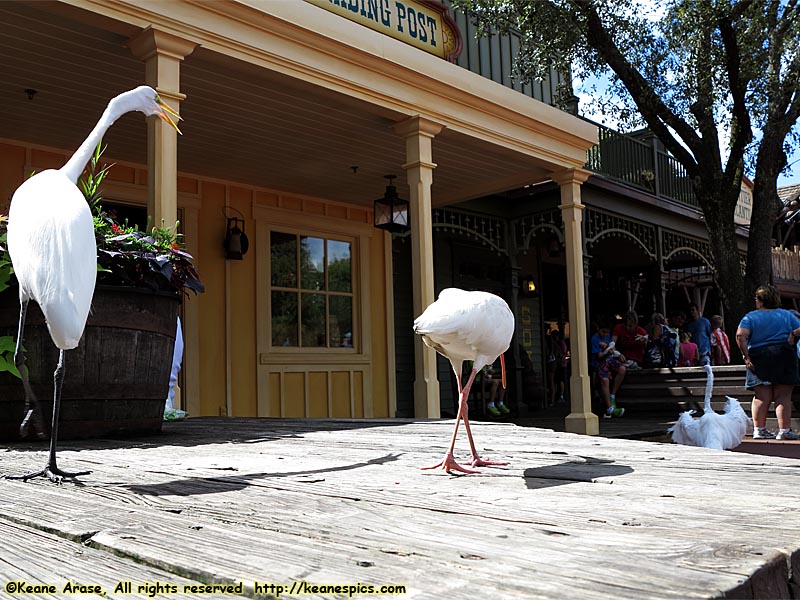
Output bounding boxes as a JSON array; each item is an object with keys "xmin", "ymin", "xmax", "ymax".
[{"xmin": 265, "ymin": 224, "xmax": 360, "ymax": 354}]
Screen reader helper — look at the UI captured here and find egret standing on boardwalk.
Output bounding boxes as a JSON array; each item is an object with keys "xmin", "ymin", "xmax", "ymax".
[
  {"xmin": 5, "ymin": 86, "xmax": 182, "ymax": 483},
  {"xmin": 414, "ymin": 288, "xmax": 514, "ymax": 474}
]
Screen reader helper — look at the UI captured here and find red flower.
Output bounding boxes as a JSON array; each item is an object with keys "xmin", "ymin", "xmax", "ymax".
[{"xmin": 111, "ymin": 224, "xmax": 122, "ymax": 234}]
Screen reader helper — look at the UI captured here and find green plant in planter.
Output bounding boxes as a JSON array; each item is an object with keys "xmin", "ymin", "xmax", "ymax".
[
  {"xmin": 0, "ymin": 335, "xmax": 21, "ymax": 378},
  {"xmin": 0, "ymin": 215, "xmax": 21, "ymax": 378},
  {"xmin": 84, "ymin": 143, "xmax": 204, "ymax": 295},
  {"xmin": 0, "ymin": 143, "xmax": 203, "ymax": 378}
]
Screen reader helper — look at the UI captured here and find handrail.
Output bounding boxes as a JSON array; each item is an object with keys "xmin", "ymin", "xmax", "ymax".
[
  {"xmin": 584, "ymin": 120, "xmax": 700, "ymax": 210},
  {"xmin": 772, "ymin": 246, "xmax": 800, "ymax": 282}
]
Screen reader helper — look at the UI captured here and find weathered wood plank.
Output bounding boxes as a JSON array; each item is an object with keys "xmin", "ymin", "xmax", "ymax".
[
  {"xmin": 2, "ymin": 417, "xmax": 800, "ymax": 599},
  {"xmin": 0, "ymin": 520, "xmax": 219, "ymax": 598}
]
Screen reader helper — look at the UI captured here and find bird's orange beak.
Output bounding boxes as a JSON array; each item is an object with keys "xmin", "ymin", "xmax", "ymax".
[
  {"xmin": 500, "ymin": 353, "xmax": 506, "ymax": 389},
  {"xmin": 156, "ymin": 98, "xmax": 183, "ymax": 135}
]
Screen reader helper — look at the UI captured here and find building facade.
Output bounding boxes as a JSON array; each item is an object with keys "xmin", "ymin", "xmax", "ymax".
[{"xmin": 0, "ymin": 1, "xmax": 602, "ymax": 431}]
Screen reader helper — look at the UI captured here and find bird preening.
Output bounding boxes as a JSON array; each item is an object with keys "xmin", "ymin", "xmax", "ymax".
[
  {"xmin": 3, "ymin": 86, "xmax": 182, "ymax": 483},
  {"xmin": 669, "ymin": 364, "xmax": 750, "ymax": 450},
  {"xmin": 414, "ymin": 288, "xmax": 514, "ymax": 474}
]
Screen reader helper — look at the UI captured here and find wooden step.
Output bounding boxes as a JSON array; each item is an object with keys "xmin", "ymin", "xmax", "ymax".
[{"xmin": 607, "ymin": 365, "xmax": 800, "ymax": 419}]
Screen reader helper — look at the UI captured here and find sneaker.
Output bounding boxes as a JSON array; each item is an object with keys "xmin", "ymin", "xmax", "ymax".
[
  {"xmin": 604, "ymin": 407, "xmax": 625, "ymax": 418},
  {"xmin": 487, "ymin": 405, "xmax": 501, "ymax": 417},
  {"xmin": 497, "ymin": 403, "xmax": 511, "ymax": 415},
  {"xmin": 753, "ymin": 428, "xmax": 777, "ymax": 439},
  {"xmin": 777, "ymin": 429, "xmax": 800, "ymax": 440}
]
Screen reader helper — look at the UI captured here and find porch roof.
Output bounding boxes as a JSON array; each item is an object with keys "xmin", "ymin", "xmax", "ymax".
[{"xmin": 1, "ymin": 0, "xmax": 596, "ymax": 209}]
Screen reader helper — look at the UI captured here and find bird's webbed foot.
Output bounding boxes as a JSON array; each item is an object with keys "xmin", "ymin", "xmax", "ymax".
[
  {"xmin": 470, "ymin": 455, "xmax": 509, "ymax": 468},
  {"xmin": 3, "ymin": 464, "xmax": 90, "ymax": 484},
  {"xmin": 421, "ymin": 452, "xmax": 480, "ymax": 475}
]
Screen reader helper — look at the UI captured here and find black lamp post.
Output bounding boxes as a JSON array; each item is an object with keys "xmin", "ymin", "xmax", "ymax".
[{"xmin": 374, "ymin": 175, "xmax": 410, "ymax": 233}]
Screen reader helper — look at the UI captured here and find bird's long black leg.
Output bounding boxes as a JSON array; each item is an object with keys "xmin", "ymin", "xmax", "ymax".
[
  {"xmin": 16, "ymin": 300, "xmax": 46, "ymax": 439},
  {"xmin": 45, "ymin": 350, "xmax": 90, "ymax": 481},
  {"xmin": 6, "ymin": 350, "xmax": 91, "ymax": 483}
]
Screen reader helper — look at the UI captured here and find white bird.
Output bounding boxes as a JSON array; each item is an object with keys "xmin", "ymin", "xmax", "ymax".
[
  {"xmin": 4, "ymin": 86, "xmax": 181, "ymax": 483},
  {"xmin": 668, "ymin": 364, "xmax": 750, "ymax": 450},
  {"xmin": 414, "ymin": 288, "xmax": 514, "ymax": 474}
]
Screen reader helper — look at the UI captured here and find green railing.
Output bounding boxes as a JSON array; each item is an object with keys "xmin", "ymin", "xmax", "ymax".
[{"xmin": 585, "ymin": 122, "xmax": 700, "ymax": 210}]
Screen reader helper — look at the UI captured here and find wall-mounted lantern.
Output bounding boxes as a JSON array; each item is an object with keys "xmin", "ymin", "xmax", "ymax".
[
  {"xmin": 373, "ymin": 175, "xmax": 410, "ymax": 233},
  {"xmin": 223, "ymin": 207, "xmax": 249, "ymax": 260}
]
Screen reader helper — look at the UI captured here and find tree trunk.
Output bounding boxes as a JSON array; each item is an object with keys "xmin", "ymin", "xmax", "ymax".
[{"xmin": 694, "ymin": 179, "xmax": 750, "ymax": 356}]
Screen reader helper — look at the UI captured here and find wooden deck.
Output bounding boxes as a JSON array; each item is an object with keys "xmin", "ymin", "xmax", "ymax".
[{"xmin": 2, "ymin": 417, "xmax": 800, "ymax": 599}]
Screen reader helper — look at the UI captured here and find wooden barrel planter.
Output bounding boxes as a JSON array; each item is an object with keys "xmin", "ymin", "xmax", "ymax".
[{"xmin": 0, "ymin": 285, "xmax": 178, "ymax": 441}]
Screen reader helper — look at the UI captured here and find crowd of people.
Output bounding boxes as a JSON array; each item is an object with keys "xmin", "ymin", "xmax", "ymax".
[
  {"xmin": 588, "ymin": 304, "xmax": 732, "ymax": 419},
  {"xmin": 585, "ymin": 286, "xmax": 800, "ymax": 440},
  {"xmin": 492, "ymin": 286, "xmax": 800, "ymax": 441}
]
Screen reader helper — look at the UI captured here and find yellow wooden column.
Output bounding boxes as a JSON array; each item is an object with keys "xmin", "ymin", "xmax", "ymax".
[
  {"xmin": 552, "ymin": 169, "xmax": 598, "ymax": 435},
  {"xmin": 128, "ymin": 27, "xmax": 196, "ymax": 229},
  {"xmin": 394, "ymin": 116, "xmax": 444, "ymax": 418}
]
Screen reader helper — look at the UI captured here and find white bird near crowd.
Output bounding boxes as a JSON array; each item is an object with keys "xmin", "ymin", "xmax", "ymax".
[
  {"xmin": 4, "ymin": 86, "xmax": 181, "ymax": 483},
  {"xmin": 669, "ymin": 364, "xmax": 750, "ymax": 450},
  {"xmin": 414, "ymin": 288, "xmax": 514, "ymax": 474}
]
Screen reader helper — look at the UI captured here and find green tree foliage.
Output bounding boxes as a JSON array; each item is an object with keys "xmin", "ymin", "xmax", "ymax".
[{"xmin": 455, "ymin": 0, "xmax": 800, "ymax": 336}]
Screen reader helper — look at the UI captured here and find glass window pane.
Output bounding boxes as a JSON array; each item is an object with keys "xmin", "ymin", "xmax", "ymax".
[
  {"xmin": 271, "ymin": 232, "xmax": 297, "ymax": 288},
  {"xmin": 301, "ymin": 293, "xmax": 327, "ymax": 347},
  {"xmin": 328, "ymin": 240, "xmax": 351, "ymax": 292},
  {"xmin": 271, "ymin": 291, "xmax": 298, "ymax": 346},
  {"xmin": 300, "ymin": 236, "xmax": 325, "ymax": 291},
  {"xmin": 330, "ymin": 295, "xmax": 353, "ymax": 348}
]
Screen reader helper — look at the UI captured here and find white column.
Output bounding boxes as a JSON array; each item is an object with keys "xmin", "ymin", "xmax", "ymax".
[
  {"xmin": 130, "ymin": 28, "xmax": 198, "ymax": 416},
  {"xmin": 552, "ymin": 169, "xmax": 598, "ymax": 435},
  {"xmin": 394, "ymin": 116, "xmax": 444, "ymax": 418},
  {"xmin": 128, "ymin": 27, "xmax": 196, "ymax": 230}
]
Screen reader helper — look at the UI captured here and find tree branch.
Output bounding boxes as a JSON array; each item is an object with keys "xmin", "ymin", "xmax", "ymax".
[
  {"xmin": 719, "ymin": 13, "xmax": 753, "ymax": 190},
  {"xmin": 574, "ymin": 0, "xmax": 701, "ymax": 175},
  {"xmin": 692, "ymin": 16, "xmax": 723, "ymax": 175}
]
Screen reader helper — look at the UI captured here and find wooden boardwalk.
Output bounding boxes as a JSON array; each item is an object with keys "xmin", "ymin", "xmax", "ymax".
[{"xmin": 2, "ymin": 417, "xmax": 800, "ymax": 599}]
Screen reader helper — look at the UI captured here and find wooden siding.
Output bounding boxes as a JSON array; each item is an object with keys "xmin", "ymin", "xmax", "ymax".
[
  {"xmin": 0, "ymin": 139, "xmax": 391, "ymax": 421},
  {"xmin": 445, "ymin": 1, "xmax": 568, "ymax": 105}
]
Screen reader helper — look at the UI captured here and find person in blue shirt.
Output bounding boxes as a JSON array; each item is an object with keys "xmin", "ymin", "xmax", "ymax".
[
  {"xmin": 590, "ymin": 317, "xmax": 626, "ymax": 418},
  {"xmin": 686, "ymin": 303, "xmax": 712, "ymax": 366},
  {"xmin": 736, "ymin": 284, "xmax": 800, "ymax": 440}
]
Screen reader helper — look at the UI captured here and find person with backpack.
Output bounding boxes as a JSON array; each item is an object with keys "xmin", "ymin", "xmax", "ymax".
[{"xmin": 644, "ymin": 312, "xmax": 677, "ymax": 368}]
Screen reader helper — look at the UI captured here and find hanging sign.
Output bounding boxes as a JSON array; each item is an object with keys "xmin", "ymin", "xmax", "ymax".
[
  {"xmin": 306, "ymin": 0, "xmax": 462, "ymax": 61},
  {"xmin": 734, "ymin": 181, "xmax": 753, "ymax": 227}
]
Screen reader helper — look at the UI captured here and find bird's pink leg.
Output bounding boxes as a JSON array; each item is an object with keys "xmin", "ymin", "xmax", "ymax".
[
  {"xmin": 421, "ymin": 369, "xmax": 480, "ymax": 474},
  {"xmin": 464, "ymin": 359, "xmax": 509, "ymax": 468},
  {"xmin": 462, "ymin": 414, "xmax": 509, "ymax": 468}
]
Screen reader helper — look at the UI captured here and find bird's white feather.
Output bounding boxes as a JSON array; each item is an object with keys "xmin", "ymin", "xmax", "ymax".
[
  {"xmin": 414, "ymin": 288, "xmax": 514, "ymax": 373},
  {"xmin": 61, "ymin": 86, "xmax": 173, "ymax": 184},
  {"xmin": 8, "ymin": 170, "xmax": 97, "ymax": 349},
  {"xmin": 668, "ymin": 365, "xmax": 751, "ymax": 450}
]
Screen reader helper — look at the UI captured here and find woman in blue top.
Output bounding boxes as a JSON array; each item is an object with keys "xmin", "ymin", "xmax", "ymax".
[{"xmin": 735, "ymin": 284, "xmax": 800, "ymax": 440}]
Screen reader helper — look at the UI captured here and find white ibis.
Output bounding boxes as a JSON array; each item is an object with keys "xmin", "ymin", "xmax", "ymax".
[
  {"xmin": 669, "ymin": 364, "xmax": 750, "ymax": 450},
  {"xmin": 413, "ymin": 288, "xmax": 514, "ymax": 474},
  {"xmin": 3, "ymin": 86, "xmax": 181, "ymax": 483}
]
